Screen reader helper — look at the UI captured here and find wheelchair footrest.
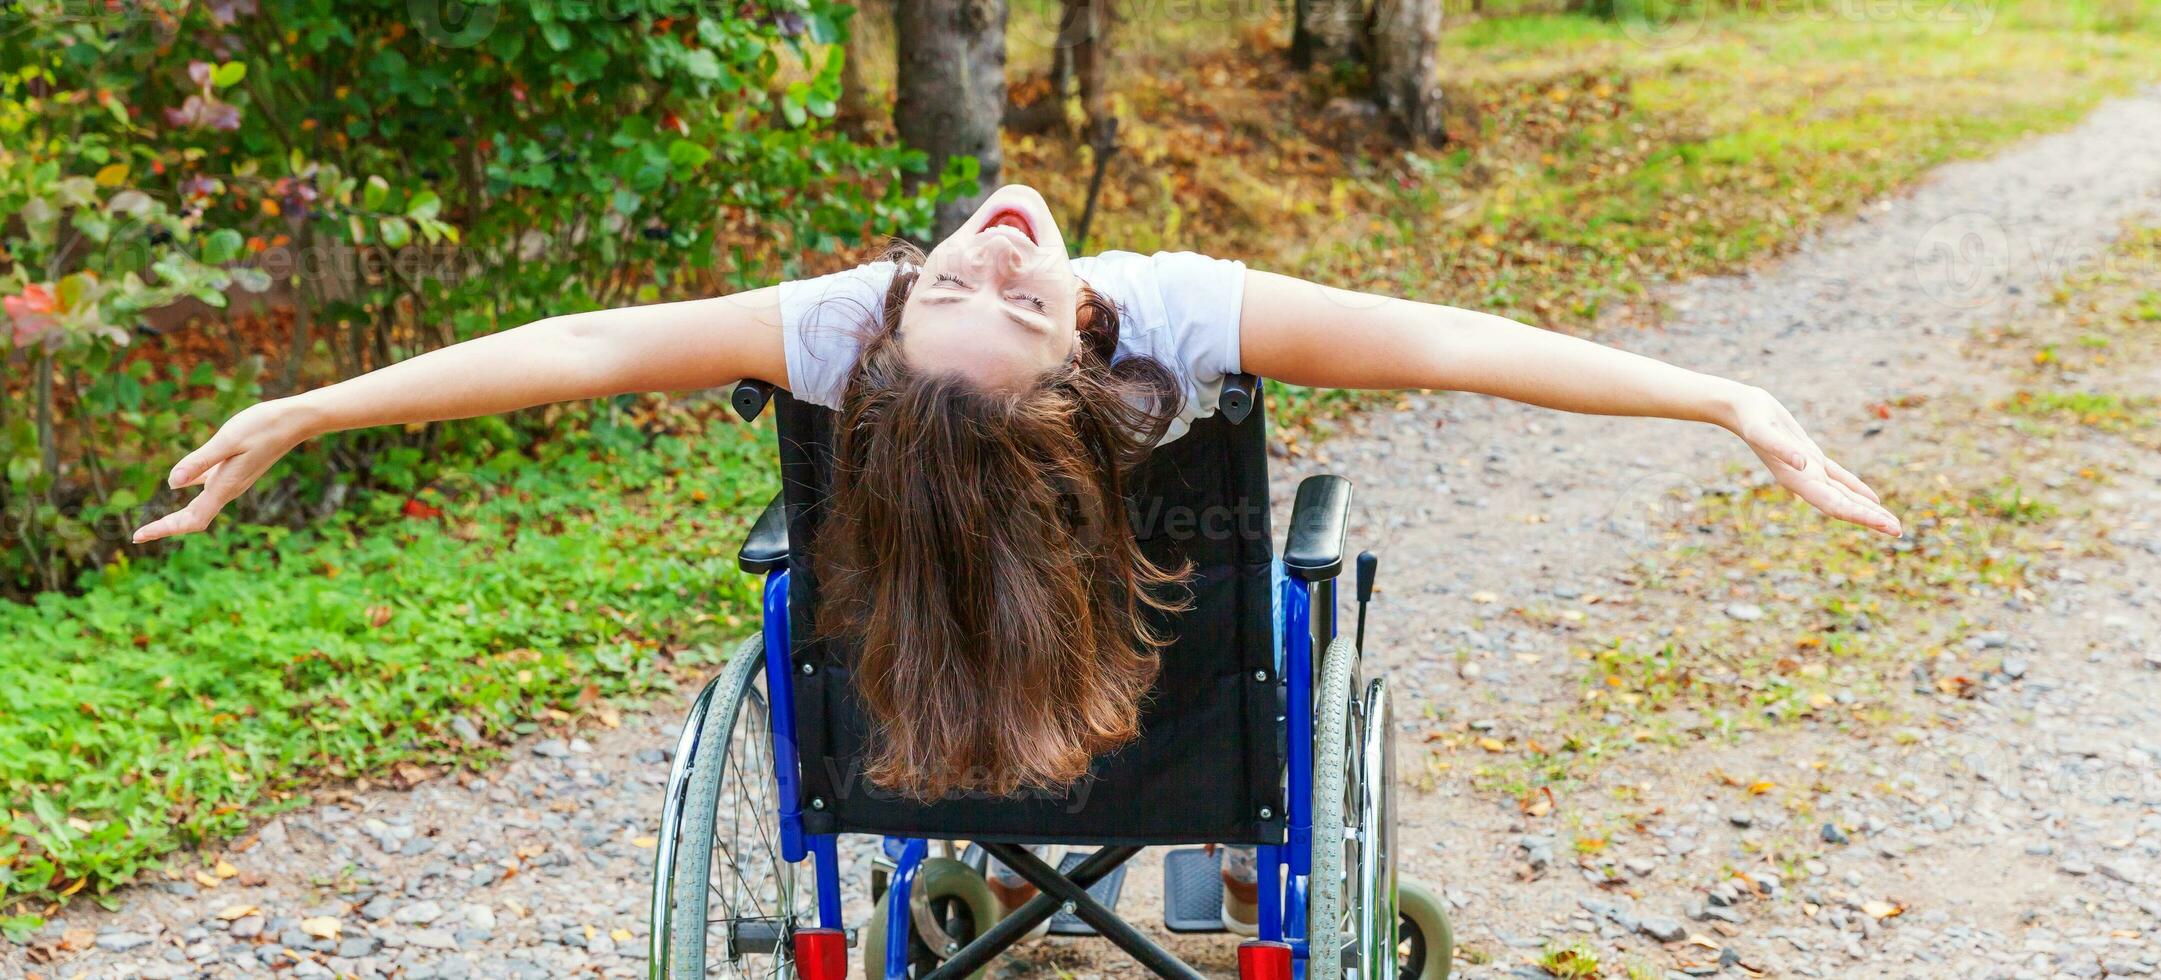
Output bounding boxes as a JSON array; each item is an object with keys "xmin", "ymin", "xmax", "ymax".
[
  {"xmin": 1162, "ymin": 847, "xmax": 1228, "ymax": 933},
  {"xmin": 1047, "ymin": 850, "xmax": 1129, "ymax": 936}
]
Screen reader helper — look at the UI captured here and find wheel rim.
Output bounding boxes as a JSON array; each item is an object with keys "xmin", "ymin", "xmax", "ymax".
[
  {"xmin": 704, "ymin": 684, "xmax": 812, "ymax": 978},
  {"xmin": 1356, "ymin": 678, "xmax": 1396, "ymax": 980}
]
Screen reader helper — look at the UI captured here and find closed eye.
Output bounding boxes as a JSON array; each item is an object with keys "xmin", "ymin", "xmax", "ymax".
[{"xmin": 932, "ymin": 272, "xmax": 1046, "ymax": 314}]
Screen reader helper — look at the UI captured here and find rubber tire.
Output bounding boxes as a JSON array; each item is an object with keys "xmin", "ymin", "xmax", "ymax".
[
  {"xmin": 1308, "ymin": 635, "xmax": 1362, "ymax": 980},
  {"xmin": 663, "ymin": 635, "xmax": 796, "ymax": 979},
  {"xmin": 1395, "ymin": 879, "xmax": 1454, "ymax": 980},
  {"xmin": 861, "ymin": 857, "xmax": 1001, "ymax": 980}
]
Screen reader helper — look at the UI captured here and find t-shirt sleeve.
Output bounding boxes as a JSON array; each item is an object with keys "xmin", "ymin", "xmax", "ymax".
[
  {"xmin": 775, "ymin": 261, "xmax": 898, "ymax": 409},
  {"xmin": 1147, "ymin": 251, "xmax": 1247, "ymax": 385}
]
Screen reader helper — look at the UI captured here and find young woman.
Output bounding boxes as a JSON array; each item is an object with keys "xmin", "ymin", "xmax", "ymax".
[{"xmin": 138, "ymin": 182, "xmax": 1899, "ymax": 807}]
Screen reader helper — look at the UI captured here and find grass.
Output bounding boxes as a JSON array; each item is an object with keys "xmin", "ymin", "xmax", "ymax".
[
  {"xmin": 0, "ymin": 403, "xmax": 772, "ymax": 935},
  {"xmin": 10, "ymin": 3, "xmax": 2161, "ymax": 941},
  {"xmin": 1538, "ymin": 940, "xmax": 1603, "ymax": 978}
]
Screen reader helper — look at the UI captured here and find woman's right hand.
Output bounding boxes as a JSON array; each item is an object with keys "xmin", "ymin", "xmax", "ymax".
[{"xmin": 132, "ymin": 397, "xmax": 318, "ymax": 544}]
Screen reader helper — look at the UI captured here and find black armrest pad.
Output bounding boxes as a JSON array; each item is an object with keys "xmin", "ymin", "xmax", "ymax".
[
  {"xmin": 1282, "ymin": 475, "xmax": 1351, "ymax": 581},
  {"xmin": 1218, "ymin": 372, "xmax": 1259, "ymax": 424},
  {"xmin": 738, "ymin": 492, "xmax": 789, "ymax": 574},
  {"xmin": 731, "ymin": 379, "xmax": 776, "ymax": 422}
]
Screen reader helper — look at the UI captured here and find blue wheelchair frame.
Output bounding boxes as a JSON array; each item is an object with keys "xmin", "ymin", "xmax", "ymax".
[{"xmin": 752, "ymin": 563, "xmax": 1334, "ymax": 979}]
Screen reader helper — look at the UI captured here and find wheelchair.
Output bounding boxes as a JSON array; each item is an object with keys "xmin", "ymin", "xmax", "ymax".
[{"xmin": 648, "ymin": 376, "xmax": 1453, "ymax": 980}]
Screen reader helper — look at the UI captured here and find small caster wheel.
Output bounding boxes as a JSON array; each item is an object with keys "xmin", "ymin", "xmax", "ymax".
[
  {"xmin": 1395, "ymin": 880, "xmax": 1453, "ymax": 980},
  {"xmin": 862, "ymin": 857, "xmax": 1001, "ymax": 979}
]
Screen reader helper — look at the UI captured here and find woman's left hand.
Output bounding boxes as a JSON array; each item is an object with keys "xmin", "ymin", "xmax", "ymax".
[{"xmin": 1724, "ymin": 386, "xmax": 1902, "ymax": 537}]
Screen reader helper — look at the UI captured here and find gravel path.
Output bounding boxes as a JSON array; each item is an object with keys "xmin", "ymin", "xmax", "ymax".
[{"xmin": 12, "ymin": 89, "xmax": 2161, "ymax": 980}]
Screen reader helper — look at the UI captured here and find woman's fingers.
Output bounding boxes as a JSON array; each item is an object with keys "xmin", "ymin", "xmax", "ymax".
[
  {"xmin": 168, "ymin": 437, "xmax": 233, "ymax": 490},
  {"xmin": 1790, "ymin": 427, "xmax": 1883, "ymax": 505},
  {"xmin": 133, "ymin": 461, "xmax": 243, "ymax": 543},
  {"xmin": 1748, "ymin": 424, "xmax": 1813, "ymax": 472},
  {"xmin": 1821, "ymin": 455, "xmax": 1882, "ymax": 504},
  {"xmin": 1786, "ymin": 466, "xmax": 1901, "ymax": 536},
  {"xmin": 1736, "ymin": 392, "xmax": 1898, "ymax": 535}
]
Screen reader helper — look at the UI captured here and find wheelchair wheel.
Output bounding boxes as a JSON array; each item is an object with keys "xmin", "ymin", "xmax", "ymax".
[
  {"xmin": 1395, "ymin": 880, "xmax": 1454, "ymax": 980},
  {"xmin": 651, "ymin": 634, "xmax": 812, "ymax": 979},
  {"xmin": 1309, "ymin": 636, "xmax": 1403, "ymax": 980},
  {"xmin": 862, "ymin": 857, "xmax": 1000, "ymax": 980}
]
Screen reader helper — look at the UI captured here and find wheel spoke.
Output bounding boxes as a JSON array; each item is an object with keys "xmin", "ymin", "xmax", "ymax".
[{"xmin": 676, "ymin": 676, "xmax": 808, "ymax": 979}]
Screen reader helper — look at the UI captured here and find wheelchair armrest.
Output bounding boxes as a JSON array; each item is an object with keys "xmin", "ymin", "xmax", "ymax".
[
  {"xmin": 738, "ymin": 492, "xmax": 790, "ymax": 574},
  {"xmin": 731, "ymin": 379, "xmax": 776, "ymax": 422},
  {"xmin": 1218, "ymin": 372, "xmax": 1259, "ymax": 425},
  {"xmin": 1282, "ymin": 475, "xmax": 1351, "ymax": 581}
]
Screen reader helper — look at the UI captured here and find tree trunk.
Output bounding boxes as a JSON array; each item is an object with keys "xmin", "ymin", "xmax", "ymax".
[
  {"xmin": 838, "ymin": 0, "xmax": 888, "ymax": 133},
  {"xmin": 1063, "ymin": 0, "xmax": 1114, "ymax": 143},
  {"xmin": 1370, "ymin": 0, "xmax": 1445, "ymax": 146},
  {"xmin": 895, "ymin": 0, "xmax": 1008, "ymax": 239},
  {"xmin": 1294, "ymin": 0, "xmax": 1366, "ymax": 67}
]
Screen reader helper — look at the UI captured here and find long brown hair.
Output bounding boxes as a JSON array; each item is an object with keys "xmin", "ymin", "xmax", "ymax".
[{"xmin": 813, "ymin": 246, "xmax": 1192, "ymax": 800}]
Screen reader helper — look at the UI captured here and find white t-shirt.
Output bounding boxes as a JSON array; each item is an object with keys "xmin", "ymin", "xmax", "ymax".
[{"xmin": 776, "ymin": 250, "xmax": 1247, "ymax": 445}]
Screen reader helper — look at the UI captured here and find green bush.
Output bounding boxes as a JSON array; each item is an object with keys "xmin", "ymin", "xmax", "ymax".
[
  {"xmin": 0, "ymin": 405, "xmax": 774, "ymax": 933},
  {"xmin": 2, "ymin": 0, "xmax": 958, "ymax": 596}
]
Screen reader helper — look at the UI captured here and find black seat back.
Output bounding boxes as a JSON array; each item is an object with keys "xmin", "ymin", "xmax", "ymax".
[{"xmin": 775, "ymin": 391, "xmax": 1284, "ymax": 845}]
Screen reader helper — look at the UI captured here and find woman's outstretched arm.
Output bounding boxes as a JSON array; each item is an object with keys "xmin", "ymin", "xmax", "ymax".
[
  {"xmin": 132, "ymin": 289, "xmax": 789, "ymax": 543},
  {"xmin": 1237, "ymin": 270, "xmax": 1901, "ymax": 536}
]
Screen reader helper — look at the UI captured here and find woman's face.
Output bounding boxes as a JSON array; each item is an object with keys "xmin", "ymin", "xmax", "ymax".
[{"xmin": 900, "ymin": 184, "xmax": 1080, "ymax": 391}]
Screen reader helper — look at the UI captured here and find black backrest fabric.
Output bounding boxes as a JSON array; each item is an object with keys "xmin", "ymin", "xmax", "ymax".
[{"xmin": 774, "ymin": 391, "xmax": 1285, "ymax": 845}]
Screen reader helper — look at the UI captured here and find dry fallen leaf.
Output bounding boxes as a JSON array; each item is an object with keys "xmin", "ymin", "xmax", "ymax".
[
  {"xmin": 216, "ymin": 904, "xmax": 259, "ymax": 921},
  {"xmin": 192, "ymin": 870, "xmax": 220, "ymax": 888},
  {"xmin": 214, "ymin": 858, "xmax": 238, "ymax": 879},
  {"xmin": 1477, "ymin": 737, "xmax": 1507, "ymax": 753},
  {"xmin": 1862, "ymin": 900, "xmax": 1904, "ymax": 919},
  {"xmin": 300, "ymin": 917, "xmax": 341, "ymax": 940},
  {"xmin": 631, "ymin": 836, "xmax": 658, "ymax": 849}
]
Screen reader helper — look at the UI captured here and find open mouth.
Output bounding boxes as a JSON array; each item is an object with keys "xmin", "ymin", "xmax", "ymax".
[{"xmin": 981, "ymin": 207, "xmax": 1038, "ymax": 244}]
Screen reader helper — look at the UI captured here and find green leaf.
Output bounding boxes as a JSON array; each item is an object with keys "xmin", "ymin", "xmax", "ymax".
[
  {"xmin": 211, "ymin": 62, "xmax": 246, "ymax": 88},
  {"xmin": 666, "ymin": 140, "xmax": 713, "ymax": 170},
  {"xmin": 362, "ymin": 176, "xmax": 389, "ymax": 211},
  {"xmin": 682, "ymin": 48, "xmax": 722, "ymax": 80},
  {"xmin": 540, "ymin": 21, "xmax": 572, "ymax": 52},
  {"xmin": 201, "ymin": 229, "xmax": 245, "ymax": 265},
  {"xmin": 406, "ymin": 190, "xmax": 442, "ymax": 221},
  {"xmin": 378, "ymin": 216, "xmax": 413, "ymax": 249}
]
